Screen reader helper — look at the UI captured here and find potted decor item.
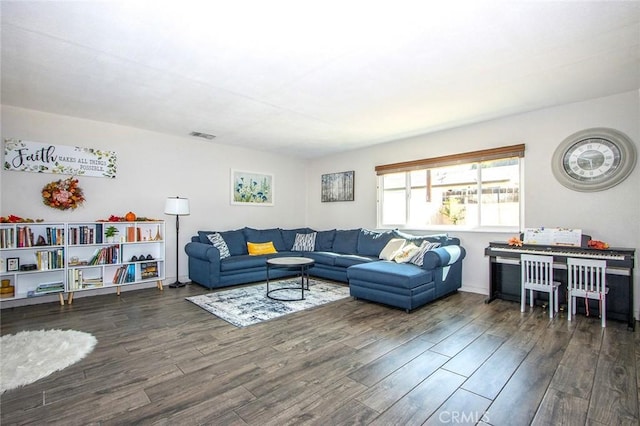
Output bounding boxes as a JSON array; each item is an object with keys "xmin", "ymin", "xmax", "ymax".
[{"xmin": 105, "ymin": 226, "xmax": 119, "ymax": 243}]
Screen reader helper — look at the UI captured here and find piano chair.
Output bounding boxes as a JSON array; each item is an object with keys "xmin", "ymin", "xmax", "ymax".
[
  {"xmin": 567, "ymin": 258, "xmax": 609, "ymax": 327},
  {"xmin": 521, "ymin": 254, "xmax": 560, "ymax": 318}
]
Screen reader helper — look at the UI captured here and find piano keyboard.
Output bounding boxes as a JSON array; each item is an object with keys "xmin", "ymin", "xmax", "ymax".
[{"xmin": 488, "ymin": 246, "xmax": 626, "ymax": 261}]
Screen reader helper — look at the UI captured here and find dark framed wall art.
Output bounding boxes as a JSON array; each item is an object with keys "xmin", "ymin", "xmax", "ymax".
[{"xmin": 321, "ymin": 171, "xmax": 354, "ymax": 202}]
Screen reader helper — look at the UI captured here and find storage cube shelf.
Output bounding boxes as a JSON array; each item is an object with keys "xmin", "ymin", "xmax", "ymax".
[{"xmin": 0, "ymin": 221, "xmax": 165, "ymax": 306}]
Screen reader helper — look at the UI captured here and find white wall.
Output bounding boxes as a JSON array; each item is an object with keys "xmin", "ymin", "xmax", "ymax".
[
  {"xmin": 306, "ymin": 91, "xmax": 640, "ymax": 316},
  {"xmin": 1, "ymin": 106, "xmax": 308, "ymax": 287},
  {"xmin": 2, "ymin": 92, "xmax": 639, "ymax": 316}
]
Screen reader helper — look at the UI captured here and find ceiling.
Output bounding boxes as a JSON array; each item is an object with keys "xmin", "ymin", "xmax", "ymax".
[{"xmin": 2, "ymin": 1, "xmax": 639, "ymax": 159}]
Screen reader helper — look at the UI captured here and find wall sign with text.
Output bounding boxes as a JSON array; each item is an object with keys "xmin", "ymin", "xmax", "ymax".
[{"xmin": 3, "ymin": 139, "xmax": 117, "ymax": 178}]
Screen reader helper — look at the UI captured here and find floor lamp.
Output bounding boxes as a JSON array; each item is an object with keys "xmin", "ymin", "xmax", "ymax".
[{"xmin": 164, "ymin": 196, "xmax": 190, "ymax": 288}]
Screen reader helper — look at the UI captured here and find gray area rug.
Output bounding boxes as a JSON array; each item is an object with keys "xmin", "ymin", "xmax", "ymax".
[{"xmin": 186, "ymin": 279, "xmax": 350, "ymax": 327}]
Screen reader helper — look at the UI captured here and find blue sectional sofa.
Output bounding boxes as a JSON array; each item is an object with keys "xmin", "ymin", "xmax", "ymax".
[{"xmin": 185, "ymin": 227, "xmax": 466, "ymax": 311}]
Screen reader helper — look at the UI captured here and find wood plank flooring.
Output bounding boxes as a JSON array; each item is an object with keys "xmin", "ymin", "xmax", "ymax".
[{"xmin": 1, "ymin": 282, "xmax": 638, "ymax": 425}]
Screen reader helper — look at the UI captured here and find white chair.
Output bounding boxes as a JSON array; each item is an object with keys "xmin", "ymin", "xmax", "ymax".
[
  {"xmin": 567, "ymin": 258, "xmax": 608, "ymax": 327},
  {"xmin": 520, "ymin": 254, "xmax": 560, "ymax": 318}
]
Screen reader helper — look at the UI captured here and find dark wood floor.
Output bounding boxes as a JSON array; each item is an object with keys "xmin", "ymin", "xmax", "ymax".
[{"xmin": 1, "ymin": 282, "xmax": 638, "ymax": 425}]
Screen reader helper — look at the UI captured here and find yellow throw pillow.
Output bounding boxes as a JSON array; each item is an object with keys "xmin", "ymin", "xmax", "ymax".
[{"xmin": 247, "ymin": 241, "xmax": 278, "ymax": 256}]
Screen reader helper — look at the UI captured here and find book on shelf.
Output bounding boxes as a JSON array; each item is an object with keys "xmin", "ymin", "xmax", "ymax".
[
  {"xmin": 88, "ymin": 245, "xmax": 119, "ymax": 265},
  {"xmin": 112, "ymin": 264, "xmax": 136, "ymax": 284},
  {"xmin": 68, "ymin": 269, "xmax": 103, "ymax": 290},
  {"xmin": 0, "ymin": 227, "xmax": 16, "ymax": 248},
  {"xmin": 34, "ymin": 249, "xmax": 64, "ymax": 270},
  {"xmin": 27, "ymin": 281, "xmax": 64, "ymax": 296},
  {"xmin": 17, "ymin": 226, "xmax": 34, "ymax": 247},
  {"xmin": 35, "ymin": 281, "xmax": 64, "ymax": 294},
  {"xmin": 45, "ymin": 227, "xmax": 65, "ymax": 246}
]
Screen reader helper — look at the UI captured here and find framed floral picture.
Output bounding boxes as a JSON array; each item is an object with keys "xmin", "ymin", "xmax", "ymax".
[{"xmin": 231, "ymin": 170, "xmax": 274, "ymax": 206}]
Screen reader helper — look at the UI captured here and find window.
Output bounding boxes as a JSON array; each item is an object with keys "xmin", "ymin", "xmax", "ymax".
[{"xmin": 376, "ymin": 145, "xmax": 524, "ymax": 230}]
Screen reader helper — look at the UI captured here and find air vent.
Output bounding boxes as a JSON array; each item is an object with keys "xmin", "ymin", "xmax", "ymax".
[{"xmin": 189, "ymin": 131, "xmax": 216, "ymax": 140}]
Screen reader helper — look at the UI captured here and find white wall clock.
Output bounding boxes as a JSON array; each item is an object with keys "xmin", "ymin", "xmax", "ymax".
[{"xmin": 551, "ymin": 127, "xmax": 637, "ymax": 192}]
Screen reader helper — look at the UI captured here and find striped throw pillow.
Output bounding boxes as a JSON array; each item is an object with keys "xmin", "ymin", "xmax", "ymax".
[
  {"xmin": 292, "ymin": 232, "xmax": 316, "ymax": 251},
  {"xmin": 409, "ymin": 241, "xmax": 441, "ymax": 266},
  {"xmin": 207, "ymin": 232, "xmax": 231, "ymax": 259}
]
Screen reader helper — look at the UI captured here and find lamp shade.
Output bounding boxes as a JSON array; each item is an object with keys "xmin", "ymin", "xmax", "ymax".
[{"xmin": 164, "ymin": 197, "xmax": 190, "ymax": 215}]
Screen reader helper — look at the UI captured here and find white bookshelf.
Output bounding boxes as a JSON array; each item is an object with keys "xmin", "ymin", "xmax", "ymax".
[{"xmin": 0, "ymin": 221, "xmax": 165, "ymax": 306}]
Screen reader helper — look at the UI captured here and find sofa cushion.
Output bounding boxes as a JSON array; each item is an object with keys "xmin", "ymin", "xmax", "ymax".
[
  {"xmin": 392, "ymin": 230, "xmax": 450, "ymax": 247},
  {"xmin": 332, "ymin": 229, "xmax": 360, "ymax": 254},
  {"xmin": 219, "ymin": 228, "xmax": 248, "ymax": 256},
  {"xmin": 357, "ymin": 229, "xmax": 395, "ymax": 256},
  {"xmin": 334, "ymin": 254, "xmax": 377, "ymax": 268},
  {"xmin": 244, "ymin": 228, "xmax": 287, "ymax": 251},
  {"xmin": 247, "ymin": 241, "xmax": 278, "ymax": 256},
  {"xmin": 393, "ymin": 243, "xmax": 420, "ymax": 263},
  {"xmin": 198, "ymin": 230, "xmax": 216, "ymax": 244},
  {"xmin": 303, "ymin": 251, "xmax": 340, "ymax": 266},
  {"xmin": 347, "ymin": 261, "xmax": 433, "ymax": 289},
  {"xmin": 292, "ymin": 232, "xmax": 316, "ymax": 251},
  {"xmin": 220, "ymin": 254, "xmax": 267, "ymax": 272},
  {"xmin": 206, "ymin": 232, "xmax": 231, "ymax": 259},
  {"xmin": 315, "ymin": 229, "xmax": 336, "ymax": 251},
  {"xmin": 379, "ymin": 238, "xmax": 406, "ymax": 261},
  {"xmin": 280, "ymin": 228, "xmax": 312, "ymax": 250}
]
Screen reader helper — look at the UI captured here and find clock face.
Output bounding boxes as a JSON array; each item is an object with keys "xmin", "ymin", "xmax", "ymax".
[
  {"xmin": 562, "ymin": 138, "xmax": 621, "ymax": 182},
  {"xmin": 551, "ymin": 128, "xmax": 637, "ymax": 192}
]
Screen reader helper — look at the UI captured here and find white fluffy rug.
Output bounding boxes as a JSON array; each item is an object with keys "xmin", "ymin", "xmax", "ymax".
[
  {"xmin": 0, "ymin": 329, "xmax": 97, "ymax": 393},
  {"xmin": 186, "ymin": 279, "xmax": 350, "ymax": 327}
]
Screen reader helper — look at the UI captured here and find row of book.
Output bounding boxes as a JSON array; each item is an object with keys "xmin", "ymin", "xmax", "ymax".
[
  {"xmin": 68, "ymin": 224, "xmax": 103, "ymax": 245},
  {"xmin": 87, "ymin": 246, "xmax": 119, "ymax": 265},
  {"xmin": 35, "ymin": 249, "xmax": 64, "ymax": 270},
  {"xmin": 112, "ymin": 264, "xmax": 136, "ymax": 284},
  {"xmin": 0, "ymin": 226, "xmax": 65, "ymax": 248},
  {"xmin": 34, "ymin": 281, "xmax": 64, "ymax": 294},
  {"xmin": 68, "ymin": 269, "xmax": 103, "ymax": 290}
]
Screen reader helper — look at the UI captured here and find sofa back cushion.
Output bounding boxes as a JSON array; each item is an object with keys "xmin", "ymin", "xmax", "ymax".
[
  {"xmin": 244, "ymin": 227, "xmax": 287, "ymax": 251},
  {"xmin": 198, "ymin": 231, "xmax": 216, "ymax": 244},
  {"xmin": 219, "ymin": 228, "xmax": 248, "ymax": 256},
  {"xmin": 332, "ymin": 229, "xmax": 361, "ymax": 254},
  {"xmin": 357, "ymin": 229, "xmax": 395, "ymax": 256},
  {"xmin": 392, "ymin": 230, "xmax": 453, "ymax": 246},
  {"xmin": 315, "ymin": 229, "xmax": 336, "ymax": 251},
  {"xmin": 280, "ymin": 228, "xmax": 313, "ymax": 250}
]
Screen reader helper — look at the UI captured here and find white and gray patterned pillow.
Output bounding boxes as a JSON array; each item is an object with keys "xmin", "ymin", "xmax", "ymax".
[
  {"xmin": 409, "ymin": 241, "xmax": 441, "ymax": 266},
  {"xmin": 292, "ymin": 232, "xmax": 316, "ymax": 251},
  {"xmin": 207, "ymin": 232, "xmax": 231, "ymax": 259}
]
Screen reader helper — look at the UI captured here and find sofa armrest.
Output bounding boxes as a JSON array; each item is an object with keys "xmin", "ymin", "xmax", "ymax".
[
  {"xmin": 185, "ymin": 241, "xmax": 221, "ymax": 264},
  {"xmin": 422, "ymin": 245, "xmax": 466, "ymax": 270}
]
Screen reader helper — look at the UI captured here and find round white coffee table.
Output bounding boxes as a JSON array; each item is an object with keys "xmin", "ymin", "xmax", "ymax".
[{"xmin": 266, "ymin": 257, "xmax": 315, "ymax": 301}]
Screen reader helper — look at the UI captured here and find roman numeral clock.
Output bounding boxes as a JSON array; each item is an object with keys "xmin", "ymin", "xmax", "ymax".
[{"xmin": 551, "ymin": 127, "xmax": 637, "ymax": 192}]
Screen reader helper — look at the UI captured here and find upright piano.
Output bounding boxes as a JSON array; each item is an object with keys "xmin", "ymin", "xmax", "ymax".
[{"xmin": 485, "ymin": 242, "xmax": 636, "ymax": 330}]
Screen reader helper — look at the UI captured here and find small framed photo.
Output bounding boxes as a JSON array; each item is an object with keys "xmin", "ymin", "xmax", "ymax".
[{"xmin": 7, "ymin": 257, "xmax": 19, "ymax": 272}]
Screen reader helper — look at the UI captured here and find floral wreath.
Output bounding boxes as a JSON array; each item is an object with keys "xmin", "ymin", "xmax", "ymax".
[{"xmin": 42, "ymin": 177, "xmax": 85, "ymax": 210}]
